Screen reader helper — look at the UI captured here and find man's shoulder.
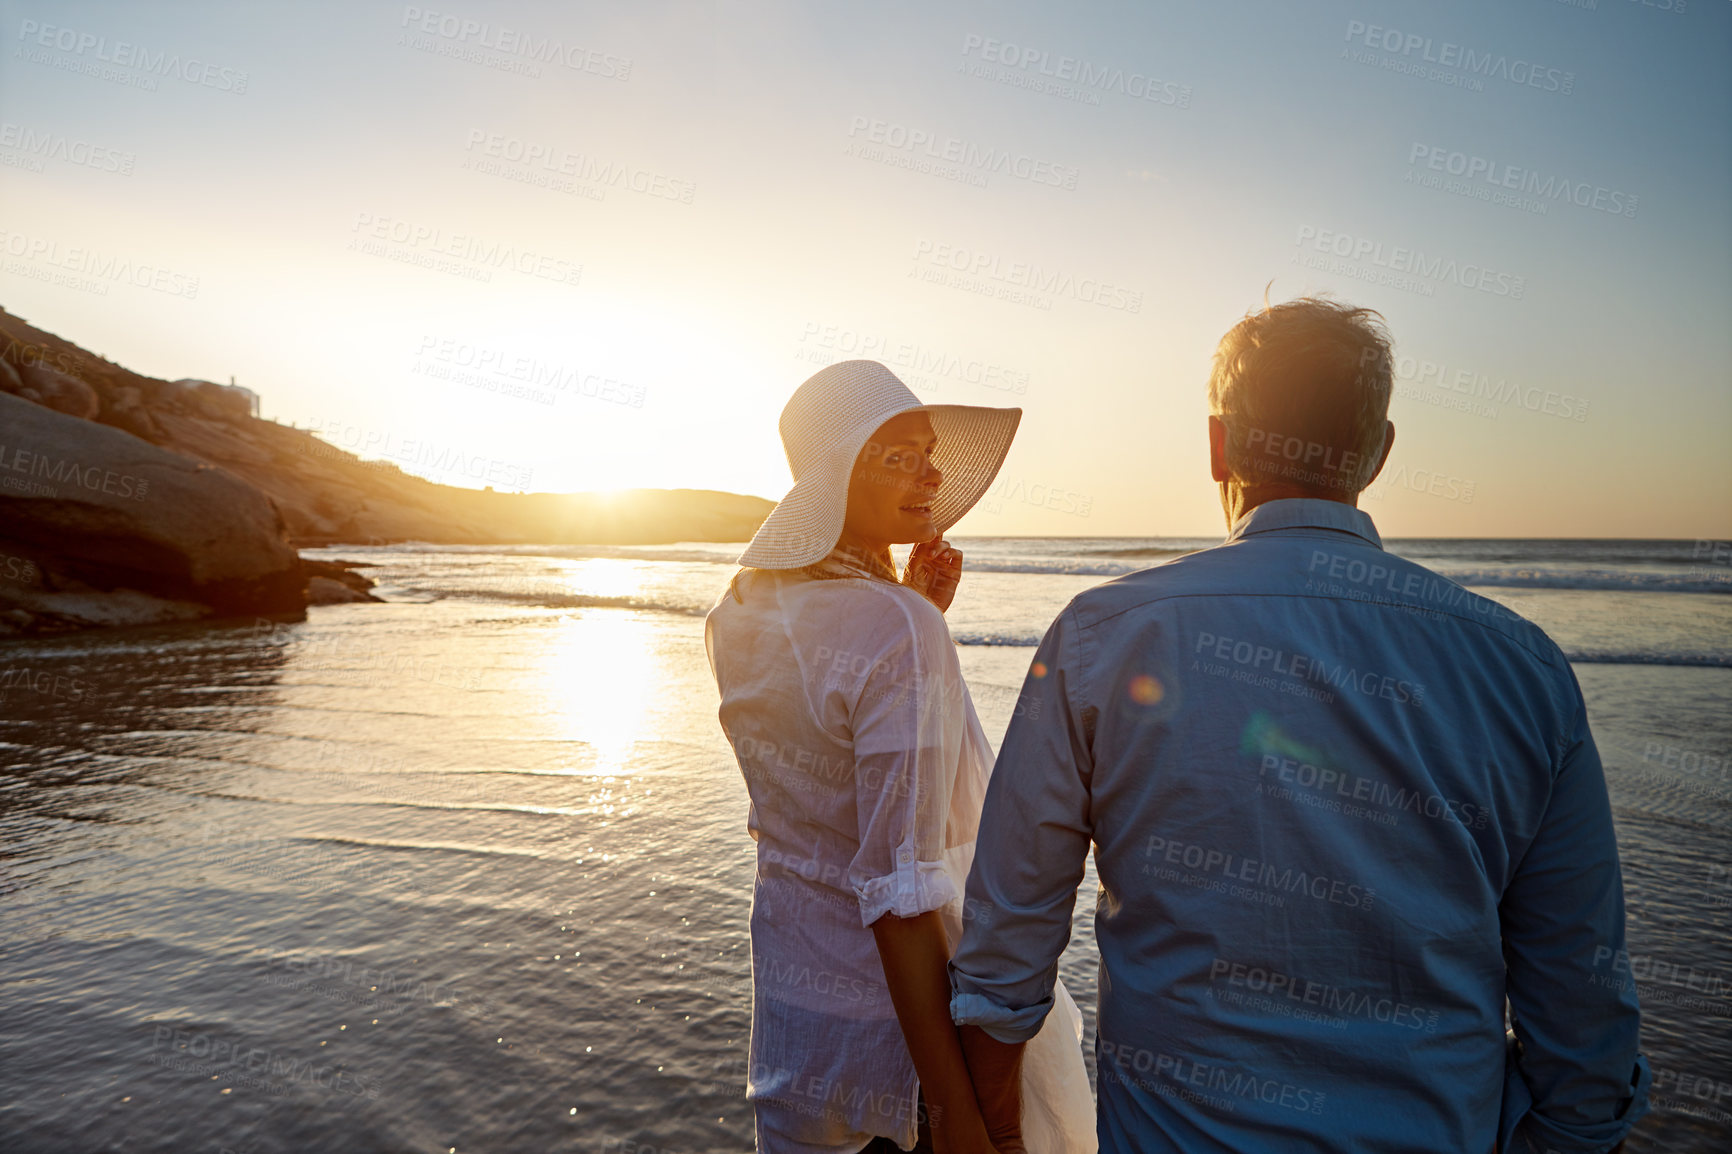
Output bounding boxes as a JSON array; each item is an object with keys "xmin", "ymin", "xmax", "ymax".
[
  {"xmin": 1060, "ymin": 539, "xmax": 1569, "ymax": 672},
  {"xmin": 1302, "ymin": 545, "xmax": 1569, "ymax": 669},
  {"xmin": 1062, "ymin": 543, "xmax": 1248, "ymax": 630}
]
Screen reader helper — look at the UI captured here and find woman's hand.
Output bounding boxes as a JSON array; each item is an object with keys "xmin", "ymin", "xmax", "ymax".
[
  {"xmin": 905, "ymin": 538, "xmax": 963, "ymax": 613},
  {"xmin": 960, "ymin": 1026, "xmax": 1027, "ymax": 1154},
  {"xmin": 871, "ymin": 911, "xmax": 1003, "ymax": 1154}
]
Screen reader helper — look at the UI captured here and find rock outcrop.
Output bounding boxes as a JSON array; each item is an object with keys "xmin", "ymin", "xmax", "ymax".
[
  {"xmin": 15, "ymin": 359, "xmax": 99, "ymax": 419},
  {"xmin": 0, "ymin": 390, "xmax": 306, "ymax": 634}
]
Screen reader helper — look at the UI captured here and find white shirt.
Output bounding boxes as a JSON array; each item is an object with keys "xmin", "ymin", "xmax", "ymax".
[{"xmin": 705, "ymin": 563, "xmax": 992, "ymax": 1150}]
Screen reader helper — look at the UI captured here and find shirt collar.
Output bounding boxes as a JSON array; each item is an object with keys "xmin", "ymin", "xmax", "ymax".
[{"xmin": 1225, "ymin": 498, "xmax": 1384, "ymax": 550}]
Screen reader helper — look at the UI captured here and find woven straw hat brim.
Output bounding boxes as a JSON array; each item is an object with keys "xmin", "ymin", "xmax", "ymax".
[{"xmin": 739, "ymin": 401, "xmax": 1021, "ymax": 570}]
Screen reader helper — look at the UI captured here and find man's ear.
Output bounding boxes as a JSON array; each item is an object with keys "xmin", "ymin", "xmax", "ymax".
[
  {"xmin": 1209, "ymin": 416, "xmax": 1231, "ymax": 483},
  {"xmin": 1363, "ymin": 421, "xmax": 1396, "ymax": 487}
]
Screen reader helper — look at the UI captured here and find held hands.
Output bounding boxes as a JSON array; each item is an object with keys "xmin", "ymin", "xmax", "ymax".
[
  {"xmin": 958, "ymin": 1025, "xmax": 1027, "ymax": 1154},
  {"xmin": 904, "ymin": 537, "xmax": 963, "ymax": 613},
  {"xmin": 927, "ymin": 1103, "xmax": 1012, "ymax": 1154}
]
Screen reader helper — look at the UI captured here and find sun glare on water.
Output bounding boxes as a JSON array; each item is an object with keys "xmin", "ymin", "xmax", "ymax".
[{"xmin": 540, "ymin": 611, "xmax": 658, "ymax": 781}]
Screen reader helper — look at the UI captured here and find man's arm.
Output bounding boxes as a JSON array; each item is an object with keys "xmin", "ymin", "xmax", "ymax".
[
  {"xmin": 950, "ymin": 607, "xmax": 1096, "ymax": 1141},
  {"xmin": 1500, "ymin": 679, "xmax": 1650, "ymax": 1153}
]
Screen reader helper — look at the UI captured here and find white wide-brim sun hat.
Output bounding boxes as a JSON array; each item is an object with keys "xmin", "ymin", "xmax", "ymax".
[{"xmin": 739, "ymin": 360, "xmax": 1022, "ymax": 570}]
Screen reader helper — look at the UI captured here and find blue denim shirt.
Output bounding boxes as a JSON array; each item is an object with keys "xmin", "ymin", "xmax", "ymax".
[{"xmin": 950, "ymin": 499, "xmax": 1650, "ymax": 1153}]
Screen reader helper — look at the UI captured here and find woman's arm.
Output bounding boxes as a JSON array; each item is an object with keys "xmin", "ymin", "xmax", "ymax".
[
  {"xmin": 958, "ymin": 1026, "xmax": 1026, "ymax": 1152},
  {"xmin": 871, "ymin": 911, "xmax": 1000, "ymax": 1154}
]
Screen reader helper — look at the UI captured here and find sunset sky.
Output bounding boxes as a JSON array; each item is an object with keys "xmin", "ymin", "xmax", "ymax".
[{"xmin": 1, "ymin": 0, "xmax": 1727, "ymax": 538}]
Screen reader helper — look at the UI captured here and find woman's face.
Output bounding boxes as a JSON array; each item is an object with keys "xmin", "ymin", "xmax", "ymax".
[{"xmin": 840, "ymin": 411, "xmax": 943, "ymax": 550}]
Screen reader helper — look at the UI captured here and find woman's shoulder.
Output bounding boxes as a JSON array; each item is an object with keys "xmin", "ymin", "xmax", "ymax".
[
  {"xmin": 830, "ymin": 575, "xmax": 943, "ymax": 624},
  {"xmin": 709, "ymin": 569, "xmax": 946, "ymax": 642},
  {"xmin": 796, "ymin": 576, "xmax": 948, "ymax": 651}
]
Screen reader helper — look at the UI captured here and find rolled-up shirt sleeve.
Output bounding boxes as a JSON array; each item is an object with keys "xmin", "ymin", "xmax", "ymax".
[
  {"xmin": 950, "ymin": 606, "xmax": 1095, "ymax": 1043},
  {"xmin": 1500, "ymin": 674, "xmax": 1651, "ymax": 1153},
  {"xmin": 848, "ymin": 598, "xmax": 959, "ymax": 927}
]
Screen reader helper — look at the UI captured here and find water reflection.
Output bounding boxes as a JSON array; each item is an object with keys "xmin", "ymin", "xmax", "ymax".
[{"xmin": 540, "ymin": 613, "xmax": 657, "ymax": 785}]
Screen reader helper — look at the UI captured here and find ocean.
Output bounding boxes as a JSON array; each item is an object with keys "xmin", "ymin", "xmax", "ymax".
[{"xmin": 1, "ymin": 537, "xmax": 1727, "ymax": 1152}]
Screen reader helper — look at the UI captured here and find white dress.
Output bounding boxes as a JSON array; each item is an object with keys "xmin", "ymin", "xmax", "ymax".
[{"xmin": 706, "ymin": 562, "xmax": 1094, "ymax": 1153}]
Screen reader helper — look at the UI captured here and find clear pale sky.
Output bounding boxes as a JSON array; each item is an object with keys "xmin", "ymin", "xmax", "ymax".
[{"xmin": 1, "ymin": 0, "xmax": 1727, "ymax": 537}]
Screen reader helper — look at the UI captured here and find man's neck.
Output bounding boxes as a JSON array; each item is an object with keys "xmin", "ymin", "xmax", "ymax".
[{"xmin": 1220, "ymin": 482, "xmax": 1358, "ymax": 530}]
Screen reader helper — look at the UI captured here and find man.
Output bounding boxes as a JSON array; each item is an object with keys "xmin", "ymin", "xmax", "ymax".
[{"xmin": 949, "ymin": 298, "xmax": 1650, "ymax": 1152}]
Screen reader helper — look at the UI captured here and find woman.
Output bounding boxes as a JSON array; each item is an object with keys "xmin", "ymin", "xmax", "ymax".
[{"xmin": 705, "ymin": 361, "xmax": 1094, "ymax": 1154}]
